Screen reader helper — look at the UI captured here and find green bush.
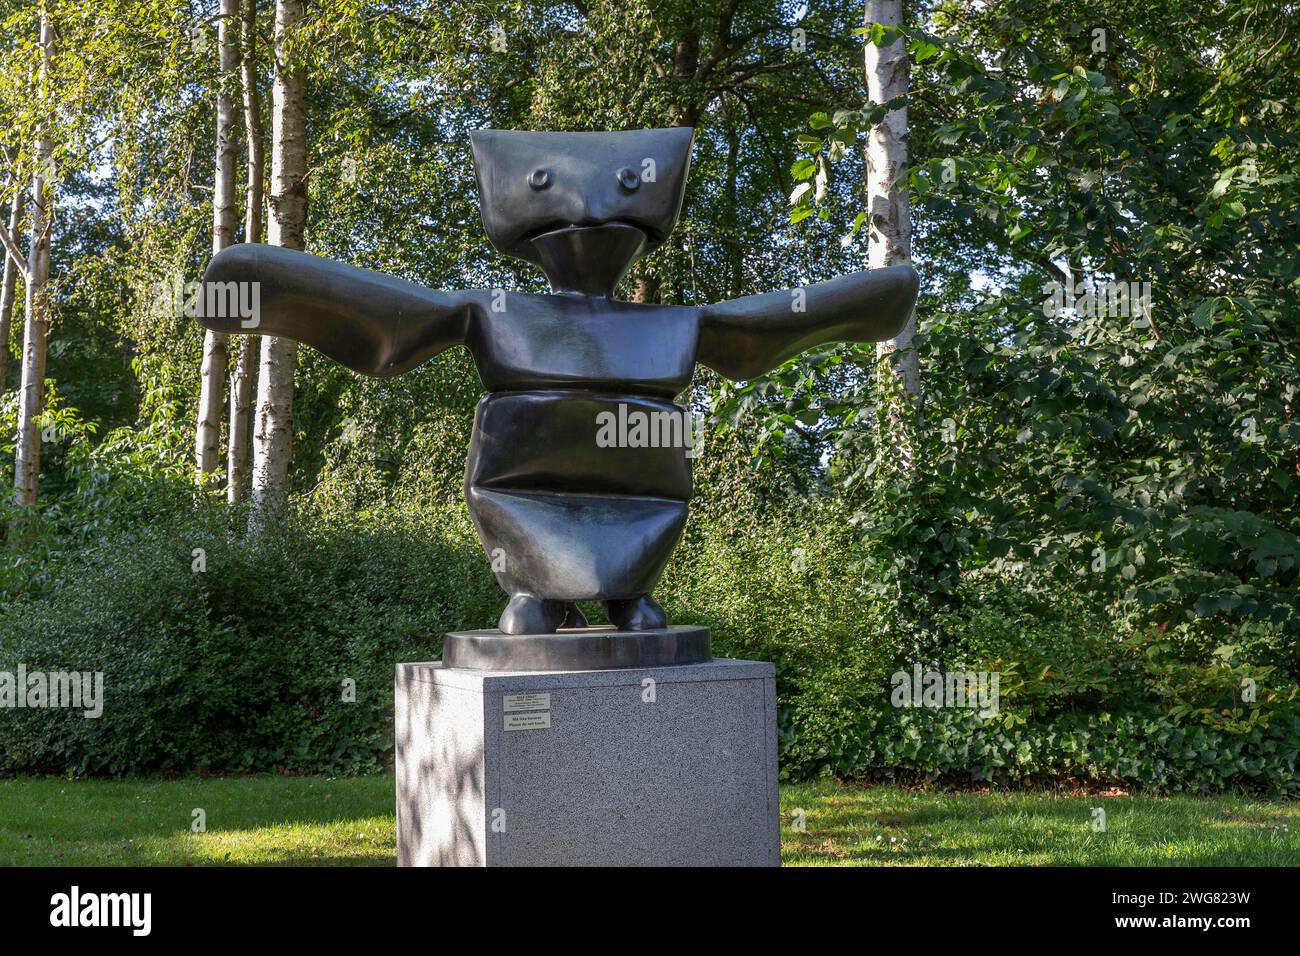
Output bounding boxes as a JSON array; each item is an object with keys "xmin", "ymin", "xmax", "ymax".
[
  {"xmin": 0, "ymin": 499, "xmax": 500, "ymax": 776},
  {"xmin": 785, "ymin": 705, "xmax": 1300, "ymax": 794},
  {"xmin": 1, "ymin": 447, "xmax": 1296, "ymax": 791},
  {"xmin": 777, "ymin": 581, "xmax": 1299, "ymax": 791}
]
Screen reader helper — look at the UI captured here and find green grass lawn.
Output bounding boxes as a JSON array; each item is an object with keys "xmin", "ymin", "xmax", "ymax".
[{"xmin": 0, "ymin": 774, "xmax": 1294, "ymax": 866}]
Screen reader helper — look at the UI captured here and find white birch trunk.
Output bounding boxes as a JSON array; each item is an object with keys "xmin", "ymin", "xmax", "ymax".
[
  {"xmin": 13, "ymin": 7, "xmax": 54, "ymax": 507},
  {"xmin": 251, "ymin": 0, "xmax": 307, "ymax": 511},
  {"xmin": 865, "ymin": 0, "xmax": 916, "ymax": 396},
  {"xmin": 195, "ymin": 0, "xmax": 241, "ymax": 480},
  {"xmin": 227, "ymin": 0, "xmax": 264, "ymax": 504}
]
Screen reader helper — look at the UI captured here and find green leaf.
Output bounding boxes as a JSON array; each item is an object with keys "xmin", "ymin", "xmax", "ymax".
[{"xmin": 790, "ymin": 158, "xmax": 817, "ymax": 180}]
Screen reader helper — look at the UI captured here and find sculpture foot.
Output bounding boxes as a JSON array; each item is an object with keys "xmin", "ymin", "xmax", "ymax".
[
  {"xmin": 603, "ymin": 594, "xmax": 667, "ymax": 631},
  {"xmin": 499, "ymin": 595, "xmax": 566, "ymax": 635},
  {"xmin": 561, "ymin": 602, "xmax": 588, "ymax": 629}
]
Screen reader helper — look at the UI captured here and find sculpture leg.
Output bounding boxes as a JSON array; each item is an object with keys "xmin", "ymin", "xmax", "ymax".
[
  {"xmin": 603, "ymin": 594, "xmax": 667, "ymax": 631},
  {"xmin": 561, "ymin": 603, "xmax": 588, "ymax": 629},
  {"xmin": 499, "ymin": 595, "xmax": 567, "ymax": 635}
]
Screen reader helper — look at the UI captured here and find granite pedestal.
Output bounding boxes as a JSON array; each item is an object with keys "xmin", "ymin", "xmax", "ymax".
[{"xmin": 395, "ymin": 658, "xmax": 779, "ymax": 866}]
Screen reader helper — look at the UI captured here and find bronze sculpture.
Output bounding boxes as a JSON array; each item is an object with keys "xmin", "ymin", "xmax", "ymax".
[{"xmin": 198, "ymin": 127, "xmax": 918, "ymax": 667}]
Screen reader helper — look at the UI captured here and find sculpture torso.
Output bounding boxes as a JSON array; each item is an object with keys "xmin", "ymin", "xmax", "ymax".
[
  {"xmin": 463, "ymin": 292, "xmax": 697, "ymax": 606},
  {"xmin": 465, "ymin": 292, "xmax": 700, "ymax": 398}
]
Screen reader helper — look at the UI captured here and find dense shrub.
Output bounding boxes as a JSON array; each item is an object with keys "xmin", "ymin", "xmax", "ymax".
[
  {"xmin": 672, "ymin": 510, "xmax": 1299, "ymax": 792},
  {"xmin": 0, "ymin": 499, "xmax": 500, "ymax": 775},
  {"xmin": 2, "ymin": 479, "xmax": 1294, "ymax": 792},
  {"xmin": 787, "ymin": 706, "xmax": 1300, "ymax": 793},
  {"xmin": 0, "ymin": 421, "xmax": 1294, "ymax": 791}
]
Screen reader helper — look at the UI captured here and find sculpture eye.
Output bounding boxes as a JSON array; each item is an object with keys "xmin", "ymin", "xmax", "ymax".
[
  {"xmin": 616, "ymin": 167, "xmax": 640, "ymax": 191},
  {"xmin": 528, "ymin": 168, "xmax": 551, "ymax": 190}
]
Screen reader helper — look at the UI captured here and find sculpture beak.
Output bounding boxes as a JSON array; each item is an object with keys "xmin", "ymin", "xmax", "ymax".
[{"xmin": 529, "ymin": 222, "xmax": 647, "ymax": 298}]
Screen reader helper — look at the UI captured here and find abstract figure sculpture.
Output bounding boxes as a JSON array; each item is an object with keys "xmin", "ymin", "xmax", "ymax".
[{"xmin": 198, "ymin": 127, "xmax": 918, "ymax": 666}]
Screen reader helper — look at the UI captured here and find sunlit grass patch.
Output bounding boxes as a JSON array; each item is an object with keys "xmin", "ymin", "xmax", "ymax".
[
  {"xmin": 1, "ymin": 774, "xmax": 1294, "ymax": 866},
  {"xmin": 779, "ymin": 780, "xmax": 1299, "ymax": 866}
]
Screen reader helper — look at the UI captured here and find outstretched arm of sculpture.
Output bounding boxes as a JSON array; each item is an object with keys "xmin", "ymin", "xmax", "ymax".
[
  {"xmin": 198, "ymin": 244, "xmax": 479, "ymax": 377},
  {"xmin": 696, "ymin": 265, "xmax": 920, "ymax": 381}
]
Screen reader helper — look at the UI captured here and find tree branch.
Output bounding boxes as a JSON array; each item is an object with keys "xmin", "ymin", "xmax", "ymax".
[
  {"xmin": 0, "ymin": 213, "xmax": 28, "ymax": 280},
  {"xmin": 695, "ymin": 0, "xmax": 744, "ymax": 81}
]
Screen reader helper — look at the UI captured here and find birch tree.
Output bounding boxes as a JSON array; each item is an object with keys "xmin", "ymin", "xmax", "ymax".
[
  {"xmin": 227, "ymin": 0, "xmax": 264, "ymax": 504},
  {"xmin": 250, "ymin": 0, "xmax": 307, "ymax": 510},
  {"xmin": 13, "ymin": 3, "xmax": 54, "ymax": 506},
  {"xmin": 864, "ymin": 0, "xmax": 915, "ymax": 399},
  {"xmin": 0, "ymin": 187, "xmax": 22, "ymax": 389},
  {"xmin": 195, "ymin": 0, "xmax": 241, "ymax": 480}
]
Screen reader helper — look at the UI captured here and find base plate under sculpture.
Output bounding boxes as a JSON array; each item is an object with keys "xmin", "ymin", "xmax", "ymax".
[
  {"xmin": 395, "ymin": 657, "xmax": 779, "ymax": 866},
  {"xmin": 442, "ymin": 624, "xmax": 710, "ymax": 671}
]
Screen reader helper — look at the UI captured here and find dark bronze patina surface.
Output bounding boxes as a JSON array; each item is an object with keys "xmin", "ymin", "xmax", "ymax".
[
  {"xmin": 198, "ymin": 127, "xmax": 919, "ymax": 668},
  {"xmin": 443, "ymin": 625, "xmax": 711, "ymax": 672}
]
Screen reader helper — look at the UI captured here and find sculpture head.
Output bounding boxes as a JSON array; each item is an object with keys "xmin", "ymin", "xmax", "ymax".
[{"xmin": 469, "ymin": 127, "xmax": 694, "ymax": 297}]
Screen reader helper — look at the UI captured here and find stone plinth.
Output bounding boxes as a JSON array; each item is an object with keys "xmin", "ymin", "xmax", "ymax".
[{"xmin": 395, "ymin": 658, "xmax": 779, "ymax": 866}]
